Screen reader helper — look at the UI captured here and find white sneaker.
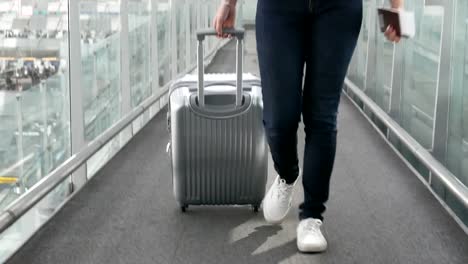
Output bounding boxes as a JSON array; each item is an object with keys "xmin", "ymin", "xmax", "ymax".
[
  {"xmin": 297, "ymin": 218, "xmax": 328, "ymax": 253},
  {"xmin": 263, "ymin": 175, "xmax": 298, "ymax": 224}
]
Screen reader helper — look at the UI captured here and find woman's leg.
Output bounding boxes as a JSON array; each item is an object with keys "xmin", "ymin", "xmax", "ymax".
[
  {"xmin": 256, "ymin": 0, "xmax": 309, "ymax": 224},
  {"xmin": 256, "ymin": 0, "xmax": 306, "ymax": 184},
  {"xmin": 300, "ymin": 0, "xmax": 363, "ymax": 221}
]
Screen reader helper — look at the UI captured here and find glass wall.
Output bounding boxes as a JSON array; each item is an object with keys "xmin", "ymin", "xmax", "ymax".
[
  {"xmin": 0, "ymin": 0, "xmax": 70, "ymax": 213},
  {"xmin": 399, "ymin": 1, "xmax": 443, "ymax": 149},
  {"xmin": 80, "ymin": 0, "xmax": 122, "ymax": 141},
  {"xmin": 157, "ymin": 0, "xmax": 172, "ymax": 87},
  {"xmin": 369, "ymin": 34, "xmax": 394, "ymax": 112},
  {"xmin": 0, "ymin": 0, "xmax": 70, "ymax": 260},
  {"xmin": 240, "ymin": 0, "xmax": 257, "ymax": 23},
  {"xmin": 128, "ymin": 0, "xmax": 152, "ymax": 107},
  {"xmin": 346, "ymin": 0, "xmax": 467, "ymax": 225},
  {"xmin": 176, "ymin": 0, "xmax": 186, "ymax": 73},
  {"xmin": 447, "ymin": 0, "xmax": 468, "ymax": 187},
  {"xmin": 348, "ymin": 0, "xmax": 371, "ymax": 89},
  {"xmin": 0, "ymin": 0, "xmax": 234, "ymax": 261},
  {"xmin": 364, "ymin": 0, "xmax": 394, "ymax": 112},
  {"xmin": 188, "ymin": 1, "xmax": 198, "ymax": 68}
]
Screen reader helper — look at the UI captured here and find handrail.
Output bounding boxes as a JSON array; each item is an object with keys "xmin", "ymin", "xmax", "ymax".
[
  {"xmin": 0, "ymin": 86, "xmax": 163, "ymax": 234},
  {"xmin": 0, "ymin": 153, "xmax": 34, "ymax": 177},
  {"xmin": 344, "ymin": 78, "xmax": 468, "ymax": 209},
  {"xmin": 0, "ymin": 38, "xmax": 228, "ymax": 234}
]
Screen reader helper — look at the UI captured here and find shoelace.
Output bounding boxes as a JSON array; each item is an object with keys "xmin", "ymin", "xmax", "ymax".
[
  {"xmin": 303, "ymin": 219, "xmax": 322, "ymax": 233},
  {"xmin": 276, "ymin": 179, "xmax": 294, "ymax": 203}
]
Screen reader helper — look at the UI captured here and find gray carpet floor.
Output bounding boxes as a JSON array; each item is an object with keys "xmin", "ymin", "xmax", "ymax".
[{"xmin": 7, "ymin": 31, "xmax": 468, "ymax": 264}]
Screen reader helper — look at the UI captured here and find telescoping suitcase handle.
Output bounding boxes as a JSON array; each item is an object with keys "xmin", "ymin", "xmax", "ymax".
[{"xmin": 196, "ymin": 28, "xmax": 244, "ymax": 108}]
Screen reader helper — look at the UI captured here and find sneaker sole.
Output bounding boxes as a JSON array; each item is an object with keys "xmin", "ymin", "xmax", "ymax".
[
  {"xmin": 297, "ymin": 241, "xmax": 328, "ymax": 253},
  {"xmin": 263, "ymin": 207, "xmax": 289, "ymax": 225}
]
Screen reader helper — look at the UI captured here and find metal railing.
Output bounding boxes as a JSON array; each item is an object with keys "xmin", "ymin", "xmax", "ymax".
[
  {"xmin": 344, "ymin": 0, "xmax": 468, "ymax": 228},
  {"xmin": 344, "ymin": 79, "xmax": 468, "ymax": 209}
]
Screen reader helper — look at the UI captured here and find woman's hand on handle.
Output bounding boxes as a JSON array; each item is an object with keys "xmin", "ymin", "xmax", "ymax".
[
  {"xmin": 384, "ymin": 0, "xmax": 404, "ymax": 43},
  {"xmin": 213, "ymin": 0, "xmax": 237, "ymax": 38}
]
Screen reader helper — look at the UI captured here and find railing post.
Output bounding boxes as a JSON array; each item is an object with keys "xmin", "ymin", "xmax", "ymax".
[
  {"xmin": 152, "ymin": 0, "xmax": 160, "ymax": 94},
  {"xmin": 431, "ymin": 0, "xmax": 455, "ymax": 162},
  {"xmin": 121, "ymin": 0, "xmax": 131, "ymax": 114},
  {"xmin": 69, "ymin": 0, "xmax": 87, "ymax": 191},
  {"xmin": 171, "ymin": 0, "xmax": 178, "ymax": 78},
  {"xmin": 185, "ymin": 1, "xmax": 191, "ymax": 70}
]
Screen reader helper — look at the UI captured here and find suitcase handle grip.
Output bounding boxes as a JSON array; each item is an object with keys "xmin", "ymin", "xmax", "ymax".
[
  {"xmin": 197, "ymin": 28, "xmax": 244, "ymax": 108},
  {"xmin": 196, "ymin": 28, "xmax": 244, "ymax": 41}
]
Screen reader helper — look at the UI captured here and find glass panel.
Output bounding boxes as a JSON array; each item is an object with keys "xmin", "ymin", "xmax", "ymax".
[
  {"xmin": 203, "ymin": 1, "xmax": 210, "ymax": 55},
  {"xmin": 372, "ymin": 40, "xmax": 394, "ymax": 112},
  {"xmin": 0, "ymin": 0, "xmax": 70, "ymax": 210},
  {"xmin": 80, "ymin": 0, "xmax": 122, "ymax": 141},
  {"xmin": 0, "ymin": 178, "xmax": 69, "ymax": 262},
  {"xmin": 348, "ymin": 0, "xmax": 371, "ymax": 89},
  {"xmin": 207, "ymin": 1, "xmax": 213, "ymax": 51},
  {"xmin": 209, "ymin": 1, "xmax": 217, "ymax": 50},
  {"xmin": 189, "ymin": 1, "xmax": 197, "ymax": 67},
  {"xmin": 157, "ymin": 0, "xmax": 171, "ymax": 87},
  {"xmin": 399, "ymin": 2, "xmax": 444, "ymax": 149},
  {"xmin": 447, "ymin": 0, "xmax": 468, "ymax": 187},
  {"xmin": 370, "ymin": 0, "xmax": 394, "ymax": 112},
  {"xmin": 345, "ymin": 0, "xmax": 467, "ymax": 225},
  {"xmin": 176, "ymin": 0, "xmax": 186, "ymax": 73},
  {"xmin": 86, "ymin": 126, "xmax": 132, "ymax": 178},
  {"xmin": 241, "ymin": 0, "xmax": 257, "ymax": 24},
  {"xmin": 128, "ymin": 0, "xmax": 151, "ymax": 107}
]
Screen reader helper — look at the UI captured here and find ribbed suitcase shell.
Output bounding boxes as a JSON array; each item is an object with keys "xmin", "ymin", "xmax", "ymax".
[{"xmin": 168, "ymin": 73, "xmax": 267, "ymax": 208}]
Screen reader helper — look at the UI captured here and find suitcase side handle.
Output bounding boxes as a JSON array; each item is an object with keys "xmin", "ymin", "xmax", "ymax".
[{"xmin": 197, "ymin": 28, "xmax": 244, "ymax": 108}]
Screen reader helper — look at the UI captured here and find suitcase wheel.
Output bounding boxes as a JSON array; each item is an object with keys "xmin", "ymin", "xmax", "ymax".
[
  {"xmin": 181, "ymin": 205, "xmax": 188, "ymax": 212},
  {"xmin": 252, "ymin": 204, "xmax": 260, "ymax": 213}
]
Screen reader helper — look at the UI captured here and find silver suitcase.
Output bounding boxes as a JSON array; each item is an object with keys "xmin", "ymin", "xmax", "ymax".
[{"xmin": 167, "ymin": 29, "xmax": 268, "ymax": 212}]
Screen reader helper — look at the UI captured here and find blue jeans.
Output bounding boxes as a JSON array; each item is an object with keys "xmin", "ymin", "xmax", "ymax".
[{"xmin": 256, "ymin": 0, "xmax": 362, "ymax": 220}]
